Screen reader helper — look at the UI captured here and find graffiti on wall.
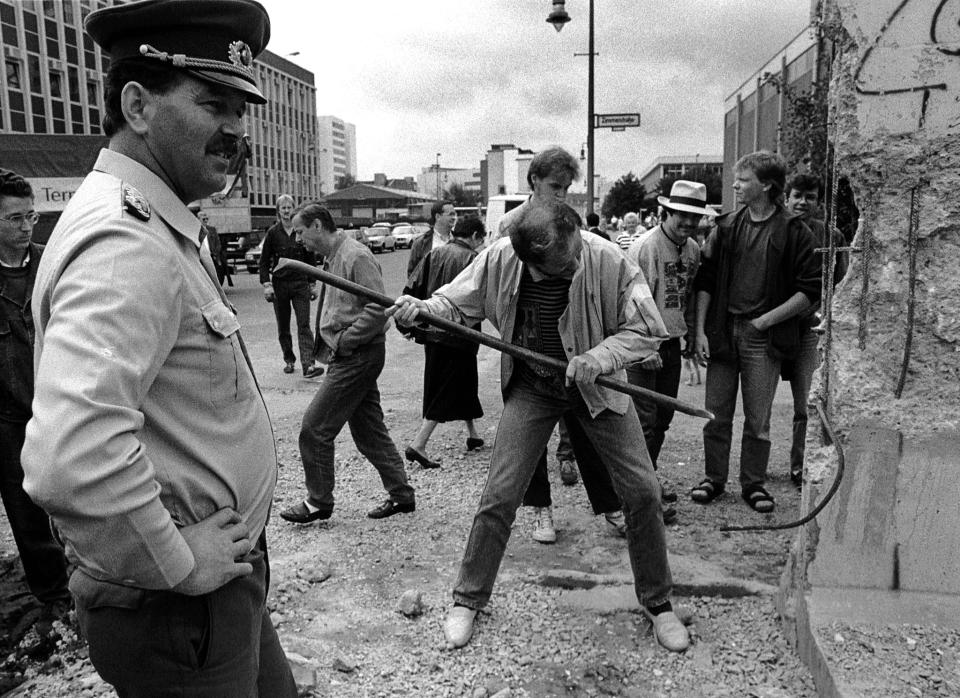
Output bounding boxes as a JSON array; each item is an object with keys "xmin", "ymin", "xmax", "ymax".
[{"xmin": 850, "ymin": 0, "xmax": 960, "ymax": 132}]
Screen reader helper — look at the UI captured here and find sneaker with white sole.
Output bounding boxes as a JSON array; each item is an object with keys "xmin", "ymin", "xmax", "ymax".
[
  {"xmin": 643, "ymin": 608, "xmax": 690, "ymax": 652},
  {"xmin": 604, "ymin": 510, "xmax": 627, "ymax": 537},
  {"xmin": 531, "ymin": 506, "xmax": 556, "ymax": 544},
  {"xmin": 443, "ymin": 606, "xmax": 477, "ymax": 649}
]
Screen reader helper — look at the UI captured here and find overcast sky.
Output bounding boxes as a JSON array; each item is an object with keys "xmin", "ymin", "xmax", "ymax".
[{"xmin": 261, "ymin": 0, "xmax": 813, "ymax": 185}]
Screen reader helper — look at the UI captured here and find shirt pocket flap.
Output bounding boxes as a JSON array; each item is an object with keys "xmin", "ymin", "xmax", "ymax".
[{"xmin": 200, "ymin": 300, "xmax": 241, "ymax": 338}]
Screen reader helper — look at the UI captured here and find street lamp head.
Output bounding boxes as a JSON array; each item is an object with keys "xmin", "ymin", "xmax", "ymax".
[{"xmin": 546, "ymin": 0, "xmax": 571, "ymax": 32}]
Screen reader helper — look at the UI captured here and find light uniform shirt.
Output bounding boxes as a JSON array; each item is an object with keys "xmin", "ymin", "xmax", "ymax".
[
  {"xmin": 23, "ymin": 149, "xmax": 277, "ymax": 590},
  {"xmin": 627, "ymin": 224, "xmax": 700, "ymax": 339},
  {"xmin": 422, "ymin": 231, "xmax": 669, "ymax": 417}
]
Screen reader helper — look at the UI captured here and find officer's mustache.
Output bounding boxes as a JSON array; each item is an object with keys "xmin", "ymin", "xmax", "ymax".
[{"xmin": 207, "ymin": 135, "xmax": 240, "ymax": 160}]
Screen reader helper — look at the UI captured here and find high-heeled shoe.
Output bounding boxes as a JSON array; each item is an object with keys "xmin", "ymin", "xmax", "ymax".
[
  {"xmin": 405, "ymin": 445, "xmax": 441, "ymax": 469},
  {"xmin": 466, "ymin": 437, "xmax": 484, "ymax": 451}
]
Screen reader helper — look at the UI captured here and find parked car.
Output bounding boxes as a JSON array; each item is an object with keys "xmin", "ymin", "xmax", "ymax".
[
  {"xmin": 361, "ymin": 226, "xmax": 396, "ymax": 253},
  {"xmin": 391, "ymin": 224, "xmax": 418, "ymax": 249},
  {"xmin": 244, "ymin": 239, "xmax": 264, "ymax": 274}
]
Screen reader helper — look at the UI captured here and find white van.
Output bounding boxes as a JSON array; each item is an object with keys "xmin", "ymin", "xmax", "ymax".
[{"xmin": 484, "ymin": 194, "xmax": 528, "ymax": 244}]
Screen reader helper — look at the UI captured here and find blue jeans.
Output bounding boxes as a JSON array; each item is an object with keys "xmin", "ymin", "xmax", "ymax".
[
  {"xmin": 522, "ymin": 415, "xmax": 621, "ymax": 515},
  {"xmin": 453, "ymin": 378, "xmax": 671, "ymax": 610},
  {"xmin": 0, "ymin": 419, "xmax": 70, "ymax": 603},
  {"xmin": 272, "ymin": 281, "xmax": 313, "ymax": 369},
  {"xmin": 298, "ymin": 342, "xmax": 414, "ymax": 508},
  {"xmin": 702, "ymin": 315, "xmax": 782, "ymax": 489},
  {"xmin": 788, "ymin": 327, "xmax": 820, "ymax": 475},
  {"xmin": 626, "ymin": 337, "xmax": 683, "ymax": 468}
]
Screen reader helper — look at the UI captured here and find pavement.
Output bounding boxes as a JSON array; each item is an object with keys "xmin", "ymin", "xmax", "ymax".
[{"xmin": 782, "ymin": 421, "xmax": 960, "ymax": 697}]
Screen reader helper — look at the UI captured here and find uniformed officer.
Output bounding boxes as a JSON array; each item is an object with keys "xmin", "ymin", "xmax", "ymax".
[{"xmin": 21, "ymin": 1, "xmax": 296, "ymax": 695}]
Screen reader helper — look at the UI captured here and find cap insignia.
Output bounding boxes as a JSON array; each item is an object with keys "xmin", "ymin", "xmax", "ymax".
[
  {"xmin": 122, "ymin": 184, "xmax": 151, "ymax": 221},
  {"xmin": 228, "ymin": 41, "xmax": 254, "ymax": 70}
]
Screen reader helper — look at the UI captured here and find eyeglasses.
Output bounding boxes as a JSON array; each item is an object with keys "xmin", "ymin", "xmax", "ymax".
[{"xmin": 0, "ymin": 211, "xmax": 39, "ymax": 226}]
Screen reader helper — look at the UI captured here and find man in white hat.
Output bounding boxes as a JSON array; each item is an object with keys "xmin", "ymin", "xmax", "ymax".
[{"xmin": 626, "ymin": 181, "xmax": 714, "ymax": 520}]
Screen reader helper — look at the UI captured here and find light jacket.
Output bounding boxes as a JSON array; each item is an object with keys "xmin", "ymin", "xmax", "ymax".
[
  {"xmin": 423, "ymin": 231, "xmax": 669, "ymax": 417},
  {"xmin": 314, "ymin": 234, "xmax": 387, "ymax": 360}
]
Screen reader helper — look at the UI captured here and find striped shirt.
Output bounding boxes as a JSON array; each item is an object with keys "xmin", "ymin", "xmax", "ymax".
[{"xmin": 511, "ymin": 267, "xmax": 571, "ymax": 396}]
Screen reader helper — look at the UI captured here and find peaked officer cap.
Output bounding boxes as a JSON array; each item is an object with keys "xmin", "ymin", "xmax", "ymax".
[{"xmin": 85, "ymin": 0, "xmax": 270, "ymax": 104}]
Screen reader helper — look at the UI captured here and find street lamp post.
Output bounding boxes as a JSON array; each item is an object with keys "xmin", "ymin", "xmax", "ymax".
[{"xmin": 547, "ymin": 0, "xmax": 595, "ymax": 215}]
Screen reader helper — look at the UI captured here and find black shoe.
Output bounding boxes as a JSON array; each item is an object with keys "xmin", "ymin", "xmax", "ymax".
[
  {"xmin": 661, "ymin": 489, "xmax": 678, "ymax": 504},
  {"xmin": 303, "ymin": 365, "xmax": 325, "ymax": 379},
  {"xmin": 466, "ymin": 437, "xmax": 484, "ymax": 451},
  {"xmin": 279, "ymin": 501, "xmax": 332, "ymax": 524},
  {"xmin": 283, "ymin": 362, "xmax": 295, "ymax": 374},
  {"xmin": 790, "ymin": 470, "xmax": 803, "ymax": 489},
  {"xmin": 367, "ymin": 499, "xmax": 416, "ymax": 519},
  {"xmin": 405, "ymin": 446, "xmax": 441, "ymax": 469},
  {"xmin": 662, "ymin": 506, "xmax": 678, "ymax": 525}
]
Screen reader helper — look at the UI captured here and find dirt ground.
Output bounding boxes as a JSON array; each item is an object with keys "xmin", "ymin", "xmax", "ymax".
[{"xmin": 0, "ymin": 252, "xmax": 817, "ymax": 697}]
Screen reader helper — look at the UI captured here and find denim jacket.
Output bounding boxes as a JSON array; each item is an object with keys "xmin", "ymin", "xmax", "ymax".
[
  {"xmin": 0, "ymin": 243, "xmax": 42, "ymax": 422},
  {"xmin": 423, "ymin": 232, "xmax": 669, "ymax": 417}
]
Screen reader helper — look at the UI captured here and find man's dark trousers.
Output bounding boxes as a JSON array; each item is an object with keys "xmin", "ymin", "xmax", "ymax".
[
  {"xmin": 272, "ymin": 280, "xmax": 313, "ymax": 370},
  {"xmin": 0, "ymin": 419, "xmax": 69, "ymax": 603},
  {"xmin": 626, "ymin": 337, "xmax": 683, "ymax": 467},
  {"xmin": 73, "ymin": 536, "xmax": 296, "ymax": 698}
]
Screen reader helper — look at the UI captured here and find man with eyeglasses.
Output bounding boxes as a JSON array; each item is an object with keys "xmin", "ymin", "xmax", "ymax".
[
  {"xmin": 0, "ymin": 168, "xmax": 71, "ymax": 615},
  {"xmin": 626, "ymin": 181, "xmax": 713, "ymax": 522}
]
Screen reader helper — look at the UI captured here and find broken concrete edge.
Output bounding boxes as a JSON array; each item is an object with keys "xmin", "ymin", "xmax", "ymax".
[{"xmin": 536, "ymin": 569, "xmax": 777, "ymax": 598}]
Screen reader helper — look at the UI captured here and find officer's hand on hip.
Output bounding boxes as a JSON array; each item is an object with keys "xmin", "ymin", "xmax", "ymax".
[
  {"xmin": 172, "ymin": 508, "xmax": 254, "ymax": 596},
  {"xmin": 565, "ymin": 353, "xmax": 602, "ymax": 387}
]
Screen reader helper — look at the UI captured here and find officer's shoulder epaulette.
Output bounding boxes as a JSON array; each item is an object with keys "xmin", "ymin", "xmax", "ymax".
[{"xmin": 121, "ymin": 183, "xmax": 151, "ymax": 221}]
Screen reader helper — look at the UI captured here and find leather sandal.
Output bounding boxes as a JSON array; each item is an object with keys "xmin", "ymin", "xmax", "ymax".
[
  {"xmin": 742, "ymin": 484, "xmax": 775, "ymax": 513},
  {"xmin": 690, "ymin": 478, "xmax": 724, "ymax": 504}
]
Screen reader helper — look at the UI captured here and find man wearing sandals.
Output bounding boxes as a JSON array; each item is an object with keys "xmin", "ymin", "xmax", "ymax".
[
  {"xmin": 691, "ymin": 151, "xmax": 820, "ymax": 514},
  {"xmin": 389, "ymin": 199, "xmax": 691, "ymax": 653}
]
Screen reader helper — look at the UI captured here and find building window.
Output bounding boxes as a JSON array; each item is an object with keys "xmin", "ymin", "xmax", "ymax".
[
  {"xmin": 1, "ymin": 1, "xmax": 17, "ymax": 46},
  {"xmin": 27, "ymin": 53, "xmax": 42, "ymax": 94},
  {"xmin": 50, "ymin": 71, "xmax": 62, "ymax": 98},
  {"xmin": 86, "ymin": 80, "xmax": 98, "ymax": 104},
  {"xmin": 5, "ymin": 59, "xmax": 21, "ymax": 89},
  {"xmin": 22, "ymin": 9, "xmax": 39, "ymax": 53},
  {"xmin": 42, "ymin": 0, "xmax": 57, "ymax": 18}
]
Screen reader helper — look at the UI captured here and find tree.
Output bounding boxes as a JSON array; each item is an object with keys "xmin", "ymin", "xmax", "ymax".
[
  {"xmin": 760, "ymin": 72, "xmax": 829, "ymax": 178},
  {"xmin": 335, "ymin": 173, "xmax": 356, "ymax": 190},
  {"xmin": 651, "ymin": 166, "xmax": 724, "ymax": 209},
  {"xmin": 600, "ymin": 172, "xmax": 646, "ymax": 220},
  {"xmin": 444, "ymin": 182, "xmax": 480, "ymax": 207}
]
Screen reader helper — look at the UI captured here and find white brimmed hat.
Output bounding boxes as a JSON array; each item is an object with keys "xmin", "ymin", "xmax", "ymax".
[{"xmin": 657, "ymin": 180, "xmax": 715, "ymax": 216}]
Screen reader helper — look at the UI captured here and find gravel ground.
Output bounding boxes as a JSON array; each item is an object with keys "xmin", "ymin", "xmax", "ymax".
[
  {"xmin": 0, "ymin": 269, "xmax": 822, "ymax": 696},
  {"xmin": 817, "ymin": 622, "xmax": 960, "ymax": 697}
]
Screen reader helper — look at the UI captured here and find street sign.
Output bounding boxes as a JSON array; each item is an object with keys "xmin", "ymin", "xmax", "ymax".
[{"xmin": 595, "ymin": 113, "xmax": 640, "ymax": 129}]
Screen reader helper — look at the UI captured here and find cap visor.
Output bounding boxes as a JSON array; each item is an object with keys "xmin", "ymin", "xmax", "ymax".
[{"xmin": 186, "ymin": 69, "xmax": 266, "ymax": 104}]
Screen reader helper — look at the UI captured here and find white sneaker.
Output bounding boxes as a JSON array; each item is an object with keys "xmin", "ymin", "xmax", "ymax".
[
  {"xmin": 604, "ymin": 510, "xmax": 627, "ymax": 537},
  {"xmin": 531, "ymin": 506, "xmax": 556, "ymax": 544},
  {"xmin": 443, "ymin": 606, "xmax": 477, "ymax": 649}
]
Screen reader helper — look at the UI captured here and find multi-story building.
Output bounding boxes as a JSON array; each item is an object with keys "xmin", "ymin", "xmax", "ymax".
[
  {"xmin": 722, "ymin": 20, "xmax": 822, "ymax": 210},
  {"xmin": 637, "ymin": 155, "xmax": 723, "ymax": 197},
  {"xmin": 417, "ymin": 165, "xmax": 481, "ymax": 200},
  {"xmin": 0, "ymin": 0, "xmax": 322, "ymax": 235},
  {"xmin": 244, "ymin": 51, "xmax": 321, "ymax": 229},
  {"xmin": 317, "ymin": 114, "xmax": 357, "ymax": 193},
  {"xmin": 480, "ymin": 143, "xmax": 534, "ymax": 203}
]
